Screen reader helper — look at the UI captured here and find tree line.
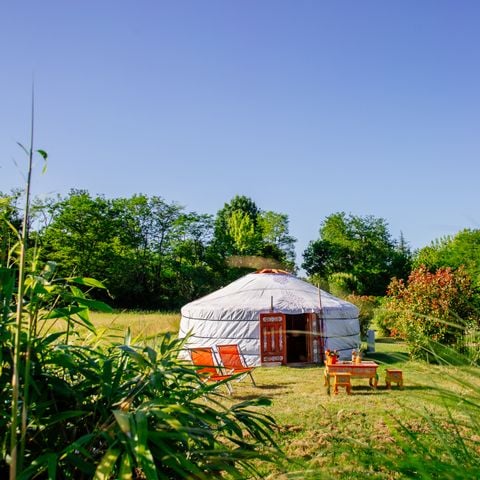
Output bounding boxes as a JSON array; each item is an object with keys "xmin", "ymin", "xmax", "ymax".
[
  {"xmin": 1, "ymin": 190, "xmax": 297, "ymax": 309},
  {"xmin": 2, "ymin": 188, "xmax": 480, "ymax": 316}
]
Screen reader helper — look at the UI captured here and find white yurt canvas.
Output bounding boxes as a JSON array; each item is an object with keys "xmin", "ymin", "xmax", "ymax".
[{"xmin": 179, "ymin": 270, "xmax": 360, "ymax": 366}]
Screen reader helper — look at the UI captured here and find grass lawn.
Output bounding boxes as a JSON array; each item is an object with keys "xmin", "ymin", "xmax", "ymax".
[
  {"xmin": 90, "ymin": 312, "xmax": 480, "ymax": 479},
  {"xmin": 89, "ymin": 310, "xmax": 180, "ymax": 339}
]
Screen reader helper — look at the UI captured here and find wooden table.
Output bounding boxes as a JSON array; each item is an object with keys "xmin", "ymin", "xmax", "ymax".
[{"xmin": 324, "ymin": 361, "xmax": 379, "ymax": 391}]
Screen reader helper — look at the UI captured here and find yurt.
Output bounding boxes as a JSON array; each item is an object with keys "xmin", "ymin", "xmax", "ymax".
[{"xmin": 179, "ymin": 269, "xmax": 360, "ymax": 366}]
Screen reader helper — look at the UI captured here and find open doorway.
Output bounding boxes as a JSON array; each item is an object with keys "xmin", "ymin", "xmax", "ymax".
[{"xmin": 285, "ymin": 314, "xmax": 309, "ymax": 363}]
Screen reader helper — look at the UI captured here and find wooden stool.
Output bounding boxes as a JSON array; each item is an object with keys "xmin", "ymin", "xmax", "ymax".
[
  {"xmin": 333, "ymin": 373, "xmax": 352, "ymax": 395},
  {"xmin": 385, "ymin": 369, "xmax": 403, "ymax": 389}
]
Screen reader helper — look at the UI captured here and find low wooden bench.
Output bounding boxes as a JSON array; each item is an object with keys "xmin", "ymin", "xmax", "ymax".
[
  {"xmin": 385, "ymin": 369, "xmax": 403, "ymax": 389},
  {"xmin": 333, "ymin": 372, "xmax": 352, "ymax": 395}
]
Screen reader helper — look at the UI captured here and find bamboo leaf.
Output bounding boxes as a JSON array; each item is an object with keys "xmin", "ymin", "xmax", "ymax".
[
  {"xmin": 68, "ymin": 276, "xmax": 108, "ymax": 289},
  {"xmin": 69, "ymin": 285, "xmax": 85, "ymax": 298},
  {"xmin": 134, "ymin": 411, "xmax": 159, "ymax": 480},
  {"xmin": 47, "ymin": 452, "xmax": 57, "ymax": 480},
  {"xmin": 37, "ymin": 149, "xmax": 48, "ymax": 160},
  {"xmin": 17, "ymin": 453, "xmax": 57, "ymax": 480},
  {"xmin": 119, "ymin": 345, "xmax": 149, "ymax": 367},
  {"xmin": 93, "ymin": 447, "xmax": 121, "ymax": 480},
  {"xmin": 118, "ymin": 453, "xmax": 133, "ymax": 479},
  {"xmin": 69, "ymin": 295, "xmax": 113, "ymax": 312},
  {"xmin": 16, "ymin": 141, "xmax": 29, "ymax": 155},
  {"xmin": 114, "ymin": 410, "xmax": 131, "ymax": 436},
  {"xmin": 43, "ymin": 410, "xmax": 87, "ymax": 427},
  {"xmin": 44, "ymin": 306, "xmax": 88, "ymax": 319},
  {"xmin": 144, "ymin": 346, "xmax": 157, "ymax": 364}
]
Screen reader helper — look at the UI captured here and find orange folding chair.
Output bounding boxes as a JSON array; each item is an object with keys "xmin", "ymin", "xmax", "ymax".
[
  {"xmin": 216, "ymin": 344, "xmax": 256, "ymax": 386},
  {"xmin": 189, "ymin": 347, "xmax": 234, "ymax": 394}
]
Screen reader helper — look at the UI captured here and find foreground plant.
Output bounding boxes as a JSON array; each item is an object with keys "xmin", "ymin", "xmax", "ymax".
[
  {"xmin": 344, "ymin": 340, "xmax": 480, "ymax": 480},
  {"xmin": 0, "ymin": 250, "xmax": 281, "ymax": 479},
  {"xmin": 2, "ymin": 121, "xmax": 281, "ymax": 478}
]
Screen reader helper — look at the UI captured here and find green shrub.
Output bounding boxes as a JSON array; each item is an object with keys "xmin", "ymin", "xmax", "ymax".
[
  {"xmin": 1, "ymin": 258, "xmax": 281, "ymax": 479},
  {"xmin": 383, "ymin": 266, "xmax": 479, "ymax": 360},
  {"xmin": 371, "ymin": 299, "xmax": 399, "ymax": 337}
]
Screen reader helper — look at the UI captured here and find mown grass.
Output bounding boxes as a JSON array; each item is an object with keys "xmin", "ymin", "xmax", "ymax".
[{"xmin": 89, "ymin": 312, "xmax": 480, "ymax": 479}]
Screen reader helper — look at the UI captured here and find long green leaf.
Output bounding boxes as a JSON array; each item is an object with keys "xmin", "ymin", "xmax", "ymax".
[
  {"xmin": 17, "ymin": 453, "xmax": 57, "ymax": 480},
  {"xmin": 118, "ymin": 453, "xmax": 133, "ymax": 480},
  {"xmin": 94, "ymin": 447, "xmax": 121, "ymax": 480},
  {"xmin": 114, "ymin": 410, "xmax": 131, "ymax": 436},
  {"xmin": 68, "ymin": 295, "xmax": 113, "ymax": 312},
  {"xmin": 44, "ymin": 306, "xmax": 88, "ymax": 319},
  {"xmin": 68, "ymin": 276, "xmax": 108, "ymax": 289},
  {"xmin": 43, "ymin": 410, "xmax": 87, "ymax": 427},
  {"xmin": 133, "ymin": 411, "xmax": 159, "ymax": 480}
]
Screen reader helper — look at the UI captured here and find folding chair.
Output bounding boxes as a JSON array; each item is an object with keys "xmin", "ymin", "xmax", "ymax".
[
  {"xmin": 189, "ymin": 347, "xmax": 234, "ymax": 394},
  {"xmin": 216, "ymin": 344, "xmax": 257, "ymax": 386}
]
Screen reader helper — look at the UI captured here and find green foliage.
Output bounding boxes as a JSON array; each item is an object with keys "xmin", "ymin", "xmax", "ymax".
[
  {"xmin": 414, "ymin": 228, "xmax": 480, "ymax": 287},
  {"xmin": 383, "ymin": 265, "xmax": 479, "ymax": 360},
  {"xmin": 327, "ymin": 272, "xmax": 360, "ymax": 297},
  {"xmin": 302, "ymin": 212, "xmax": 411, "ymax": 296},
  {"xmin": 213, "ymin": 195, "xmax": 297, "ymax": 272},
  {"xmin": 1, "ymin": 255, "xmax": 281, "ymax": 479},
  {"xmin": 36, "ymin": 191, "xmax": 221, "ymax": 309},
  {"xmin": 258, "ymin": 211, "xmax": 296, "ymax": 267},
  {"xmin": 0, "ymin": 191, "xmax": 22, "ymax": 266},
  {"xmin": 227, "ymin": 209, "xmax": 260, "ymax": 254},
  {"xmin": 344, "ymin": 294, "xmax": 379, "ymax": 339},
  {"xmin": 214, "ymin": 195, "xmax": 262, "ymax": 256},
  {"xmin": 31, "ymin": 192, "xmax": 297, "ymax": 309},
  {"xmin": 371, "ymin": 298, "xmax": 395, "ymax": 337}
]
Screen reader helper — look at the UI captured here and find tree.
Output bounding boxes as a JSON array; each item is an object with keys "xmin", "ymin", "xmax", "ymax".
[
  {"xmin": 227, "ymin": 210, "xmax": 259, "ymax": 254},
  {"xmin": 258, "ymin": 211, "xmax": 296, "ymax": 267},
  {"xmin": 0, "ymin": 191, "xmax": 22, "ymax": 267},
  {"xmin": 168, "ymin": 212, "xmax": 220, "ymax": 304},
  {"xmin": 213, "ymin": 195, "xmax": 262, "ymax": 256},
  {"xmin": 414, "ymin": 229, "xmax": 480, "ymax": 286},
  {"xmin": 38, "ymin": 190, "xmax": 124, "ymax": 282},
  {"xmin": 213, "ymin": 195, "xmax": 297, "ymax": 271},
  {"xmin": 302, "ymin": 212, "xmax": 411, "ymax": 296},
  {"xmin": 36, "ymin": 191, "xmax": 221, "ymax": 309}
]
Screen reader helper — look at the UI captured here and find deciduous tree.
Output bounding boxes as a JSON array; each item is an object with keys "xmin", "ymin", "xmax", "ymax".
[{"xmin": 302, "ymin": 212, "xmax": 411, "ymax": 296}]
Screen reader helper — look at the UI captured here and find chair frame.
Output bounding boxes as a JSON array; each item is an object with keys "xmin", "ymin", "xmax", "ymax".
[
  {"xmin": 216, "ymin": 344, "xmax": 257, "ymax": 386},
  {"xmin": 189, "ymin": 347, "xmax": 234, "ymax": 394}
]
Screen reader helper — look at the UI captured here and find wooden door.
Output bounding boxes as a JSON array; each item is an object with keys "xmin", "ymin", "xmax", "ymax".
[
  {"xmin": 259, "ymin": 313, "xmax": 286, "ymax": 364},
  {"xmin": 306, "ymin": 313, "xmax": 322, "ymax": 363}
]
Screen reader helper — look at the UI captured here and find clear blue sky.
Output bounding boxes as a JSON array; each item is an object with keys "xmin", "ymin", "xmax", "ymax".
[{"xmin": 2, "ymin": 1, "xmax": 480, "ymax": 265}]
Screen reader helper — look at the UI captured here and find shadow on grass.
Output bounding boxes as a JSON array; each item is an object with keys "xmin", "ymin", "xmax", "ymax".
[
  {"xmin": 349, "ymin": 384, "xmax": 431, "ymax": 392},
  {"xmin": 376, "ymin": 337, "xmax": 405, "ymax": 344},
  {"xmin": 233, "ymin": 394, "xmax": 275, "ymax": 401},
  {"xmin": 232, "ymin": 383, "xmax": 291, "ymax": 400},
  {"xmin": 365, "ymin": 351, "xmax": 409, "ymax": 365},
  {"xmin": 254, "ymin": 383, "xmax": 291, "ymax": 390}
]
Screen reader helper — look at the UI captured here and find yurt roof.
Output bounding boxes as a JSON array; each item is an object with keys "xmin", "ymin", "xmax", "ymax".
[{"xmin": 181, "ymin": 270, "xmax": 359, "ymax": 320}]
